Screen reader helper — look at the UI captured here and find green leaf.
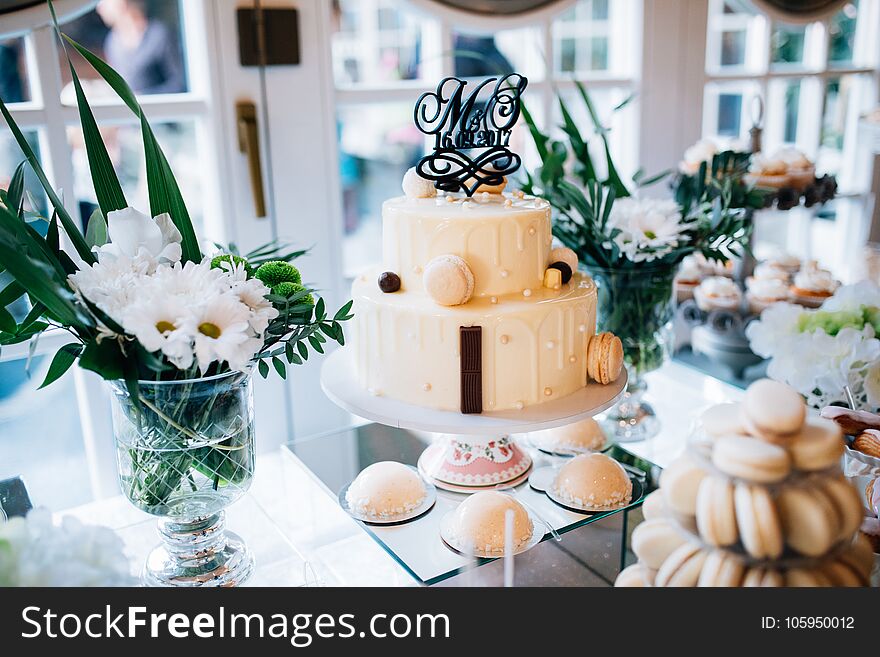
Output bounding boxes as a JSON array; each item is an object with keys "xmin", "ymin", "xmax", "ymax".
[
  {"xmin": 0, "ymin": 205, "xmax": 90, "ymax": 330},
  {"xmin": 7, "ymin": 161, "xmax": 27, "ymax": 217},
  {"xmin": 574, "ymin": 81, "xmax": 630, "ymax": 198},
  {"xmin": 50, "ymin": 0, "xmax": 127, "ymax": 218},
  {"xmin": 272, "ymin": 356, "xmax": 286, "ymax": 379},
  {"xmin": 46, "ymin": 212, "xmax": 59, "ymax": 253},
  {"xmin": 38, "ymin": 342, "xmax": 82, "ymax": 389},
  {"xmin": 78, "ymin": 338, "xmax": 125, "ymax": 380},
  {"xmin": 65, "ymin": 37, "xmax": 202, "ymax": 264},
  {"xmin": 258, "ymin": 358, "xmax": 269, "ymax": 378},
  {"xmin": 0, "ymin": 280, "xmax": 24, "ymax": 307},
  {"xmin": 334, "ymin": 300, "xmax": 354, "ymax": 321},
  {"xmin": 520, "ymin": 100, "xmax": 549, "ymax": 163},
  {"xmin": 297, "ymin": 340, "xmax": 308, "ymax": 360},
  {"xmin": 85, "ymin": 208, "xmax": 108, "ymax": 248},
  {"xmin": 0, "ymin": 307, "xmax": 14, "ymax": 333},
  {"xmin": 308, "ymin": 335, "xmax": 324, "ymax": 354},
  {"xmin": 0, "ymin": 97, "xmax": 94, "ymax": 264}
]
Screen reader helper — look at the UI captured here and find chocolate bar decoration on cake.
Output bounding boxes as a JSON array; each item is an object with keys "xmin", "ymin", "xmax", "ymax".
[{"xmin": 459, "ymin": 326, "xmax": 483, "ymax": 414}]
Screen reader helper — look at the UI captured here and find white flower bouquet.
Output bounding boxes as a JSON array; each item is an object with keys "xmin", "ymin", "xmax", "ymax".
[
  {"xmin": 0, "ymin": 6, "xmax": 353, "ymax": 520},
  {"xmin": 746, "ymin": 281, "xmax": 880, "ymax": 410},
  {"xmin": 0, "ymin": 509, "xmax": 135, "ymax": 587}
]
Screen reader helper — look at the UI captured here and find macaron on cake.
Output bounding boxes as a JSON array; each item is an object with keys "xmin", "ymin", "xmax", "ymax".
[
  {"xmin": 618, "ymin": 377, "xmax": 869, "ymax": 587},
  {"xmin": 528, "ymin": 417, "xmax": 606, "ymax": 454},
  {"xmin": 550, "ymin": 453, "xmax": 632, "ymax": 511},
  {"xmin": 443, "ymin": 491, "xmax": 533, "ymax": 556},
  {"xmin": 586, "ymin": 332, "xmax": 624, "ymax": 385},
  {"xmin": 345, "ymin": 461, "xmax": 427, "ymax": 521}
]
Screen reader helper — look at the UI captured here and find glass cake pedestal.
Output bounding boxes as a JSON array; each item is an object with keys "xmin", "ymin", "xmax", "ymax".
[{"xmin": 320, "ymin": 348, "xmax": 627, "ymax": 491}]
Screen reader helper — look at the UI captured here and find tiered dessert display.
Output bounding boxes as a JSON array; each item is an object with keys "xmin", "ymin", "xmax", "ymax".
[
  {"xmin": 322, "ymin": 74, "xmax": 626, "ymax": 493},
  {"xmin": 616, "ymin": 379, "xmax": 873, "ymax": 587}
]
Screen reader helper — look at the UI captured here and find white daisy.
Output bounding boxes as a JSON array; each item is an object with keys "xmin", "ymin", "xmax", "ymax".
[
  {"xmin": 185, "ymin": 295, "xmax": 256, "ymax": 372},
  {"xmin": 608, "ymin": 198, "xmax": 686, "ymax": 263},
  {"xmin": 121, "ymin": 294, "xmax": 194, "ymax": 370}
]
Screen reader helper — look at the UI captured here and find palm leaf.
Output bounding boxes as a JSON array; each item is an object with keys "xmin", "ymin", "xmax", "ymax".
[
  {"xmin": 65, "ymin": 36, "xmax": 202, "ymax": 264},
  {"xmin": 0, "ymin": 96, "xmax": 95, "ymax": 264},
  {"xmin": 574, "ymin": 80, "xmax": 630, "ymax": 198},
  {"xmin": 6, "ymin": 161, "xmax": 27, "ymax": 217},
  {"xmin": 558, "ymin": 94, "xmax": 596, "ymax": 184}
]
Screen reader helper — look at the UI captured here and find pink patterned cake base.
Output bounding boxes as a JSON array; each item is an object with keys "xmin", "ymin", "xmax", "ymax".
[{"xmin": 417, "ymin": 435, "xmax": 532, "ymax": 489}]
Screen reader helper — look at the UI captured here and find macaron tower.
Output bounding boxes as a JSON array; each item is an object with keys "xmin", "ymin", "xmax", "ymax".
[{"xmin": 616, "ymin": 378, "xmax": 872, "ymax": 587}]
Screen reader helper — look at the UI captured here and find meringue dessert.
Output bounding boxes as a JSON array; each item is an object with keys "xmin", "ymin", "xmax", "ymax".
[
  {"xmin": 529, "ymin": 417, "xmax": 606, "ymax": 452},
  {"xmin": 551, "ymin": 453, "xmax": 633, "ymax": 510},
  {"xmin": 790, "ymin": 262, "xmax": 839, "ymax": 308},
  {"xmin": 445, "ymin": 491, "xmax": 533, "ymax": 555},
  {"xmin": 345, "ymin": 461, "xmax": 427, "ymax": 519}
]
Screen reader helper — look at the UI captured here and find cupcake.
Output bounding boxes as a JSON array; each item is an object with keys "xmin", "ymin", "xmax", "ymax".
[
  {"xmin": 445, "ymin": 491, "xmax": 533, "ymax": 555},
  {"xmin": 777, "ymin": 148, "xmax": 815, "ymax": 191},
  {"xmin": 789, "ymin": 262, "xmax": 839, "ymax": 308},
  {"xmin": 529, "ymin": 417, "xmax": 606, "ymax": 453},
  {"xmin": 674, "ymin": 256, "xmax": 703, "ymax": 303},
  {"xmin": 747, "ymin": 152, "xmax": 790, "ymax": 189},
  {"xmin": 345, "ymin": 461, "xmax": 427, "ymax": 519},
  {"xmin": 551, "ymin": 453, "xmax": 633, "ymax": 510},
  {"xmin": 694, "ymin": 253, "xmax": 734, "ymax": 278},
  {"xmin": 752, "ymin": 262, "xmax": 791, "ymax": 283},
  {"xmin": 746, "ymin": 277, "xmax": 790, "ymax": 314},
  {"xmin": 694, "ymin": 276, "xmax": 743, "ymax": 312},
  {"xmin": 763, "ymin": 252, "xmax": 801, "ymax": 276}
]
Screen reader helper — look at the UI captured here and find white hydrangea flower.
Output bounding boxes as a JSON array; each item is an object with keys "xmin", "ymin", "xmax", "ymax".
[
  {"xmin": 0, "ymin": 509, "xmax": 135, "ymax": 587},
  {"xmin": 607, "ymin": 198, "xmax": 687, "ymax": 263},
  {"xmin": 864, "ymin": 360, "xmax": 880, "ymax": 409},
  {"xmin": 821, "ymin": 280, "xmax": 880, "ymax": 312},
  {"xmin": 744, "ymin": 302, "xmax": 804, "ymax": 358}
]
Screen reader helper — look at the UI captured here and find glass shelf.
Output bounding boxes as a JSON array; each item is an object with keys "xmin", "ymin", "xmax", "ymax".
[{"xmin": 284, "ymin": 424, "xmax": 647, "ymax": 585}]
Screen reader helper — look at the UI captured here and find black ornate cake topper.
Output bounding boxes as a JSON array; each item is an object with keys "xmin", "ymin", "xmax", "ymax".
[{"xmin": 414, "ymin": 73, "xmax": 528, "ymax": 197}]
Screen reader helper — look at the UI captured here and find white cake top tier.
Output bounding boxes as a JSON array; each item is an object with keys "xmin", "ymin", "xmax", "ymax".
[{"xmin": 382, "ymin": 191, "xmax": 552, "ymax": 298}]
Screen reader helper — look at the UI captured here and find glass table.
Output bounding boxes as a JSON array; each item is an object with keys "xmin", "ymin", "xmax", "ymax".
[{"xmin": 54, "ymin": 361, "xmax": 746, "ymax": 587}]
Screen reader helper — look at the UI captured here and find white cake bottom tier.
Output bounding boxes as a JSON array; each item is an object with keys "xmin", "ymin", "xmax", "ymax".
[{"xmin": 351, "ymin": 270, "xmax": 597, "ymax": 412}]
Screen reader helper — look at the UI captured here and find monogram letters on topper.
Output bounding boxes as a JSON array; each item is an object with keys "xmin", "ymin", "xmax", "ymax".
[{"xmin": 413, "ymin": 73, "xmax": 528, "ymax": 197}]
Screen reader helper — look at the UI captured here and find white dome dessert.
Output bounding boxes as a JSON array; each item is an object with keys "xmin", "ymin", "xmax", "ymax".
[
  {"xmin": 551, "ymin": 453, "xmax": 633, "ymax": 510},
  {"xmin": 446, "ymin": 491, "xmax": 533, "ymax": 555},
  {"xmin": 345, "ymin": 461, "xmax": 427, "ymax": 519},
  {"xmin": 529, "ymin": 417, "xmax": 606, "ymax": 452}
]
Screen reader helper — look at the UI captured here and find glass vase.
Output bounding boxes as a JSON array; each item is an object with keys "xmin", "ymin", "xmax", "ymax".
[
  {"xmin": 588, "ymin": 264, "xmax": 676, "ymax": 441},
  {"xmin": 110, "ymin": 370, "xmax": 255, "ymax": 587}
]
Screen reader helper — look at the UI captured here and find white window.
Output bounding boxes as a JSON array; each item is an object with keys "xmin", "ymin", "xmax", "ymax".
[{"xmin": 331, "ymin": 0, "xmax": 642, "ymax": 279}]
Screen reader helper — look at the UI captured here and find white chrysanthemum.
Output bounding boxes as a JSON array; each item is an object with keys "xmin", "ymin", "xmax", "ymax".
[
  {"xmin": 184, "ymin": 295, "xmax": 256, "ymax": 372},
  {"xmin": 120, "ymin": 294, "xmax": 195, "ymax": 370},
  {"xmin": 0, "ymin": 509, "xmax": 135, "ymax": 587},
  {"xmin": 821, "ymin": 280, "xmax": 880, "ymax": 312},
  {"xmin": 95, "ymin": 207, "xmax": 182, "ymax": 266},
  {"xmin": 67, "ymin": 253, "xmax": 155, "ymax": 324},
  {"xmin": 608, "ymin": 198, "xmax": 686, "ymax": 263},
  {"xmin": 151, "ymin": 260, "xmax": 228, "ymax": 300},
  {"xmin": 210, "ymin": 258, "xmax": 279, "ymax": 335},
  {"xmin": 864, "ymin": 360, "xmax": 880, "ymax": 409}
]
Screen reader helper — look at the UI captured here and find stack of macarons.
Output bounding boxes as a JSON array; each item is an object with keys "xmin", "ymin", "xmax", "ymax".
[{"xmin": 615, "ymin": 378, "xmax": 871, "ymax": 587}]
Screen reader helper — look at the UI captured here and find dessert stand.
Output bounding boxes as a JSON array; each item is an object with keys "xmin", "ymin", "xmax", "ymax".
[
  {"xmin": 322, "ymin": 348, "xmax": 627, "ymax": 490},
  {"xmin": 320, "ymin": 350, "xmax": 639, "ymax": 585}
]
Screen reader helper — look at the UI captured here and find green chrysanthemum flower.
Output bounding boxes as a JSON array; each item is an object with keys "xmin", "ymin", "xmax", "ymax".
[
  {"xmin": 273, "ymin": 282, "xmax": 314, "ymax": 306},
  {"xmin": 211, "ymin": 253, "xmax": 253, "ymax": 277},
  {"xmin": 255, "ymin": 260, "xmax": 302, "ymax": 287}
]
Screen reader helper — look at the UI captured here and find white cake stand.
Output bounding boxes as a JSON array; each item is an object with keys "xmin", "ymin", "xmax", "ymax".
[{"xmin": 320, "ymin": 349, "xmax": 627, "ymax": 491}]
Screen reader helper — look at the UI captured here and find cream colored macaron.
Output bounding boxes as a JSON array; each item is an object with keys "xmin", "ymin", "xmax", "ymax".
[
  {"xmin": 699, "ymin": 403, "xmax": 746, "ymax": 439},
  {"xmin": 734, "ymin": 483, "xmax": 783, "ymax": 559},
  {"xmin": 712, "ymin": 435, "xmax": 791, "ymax": 483},
  {"xmin": 787, "ymin": 417, "xmax": 844, "ymax": 471},
  {"xmin": 742, "ymin": 378, "xmax": 805, "ymax": 441},
  {"xmin": 697, "ymin": 550, "xmax": 745, "ymax": 587},
  {"xmin": 786, "ymin": 567, "xmax": 832, "ymax": 587},
  {"xmin": 423, "ymin": 254, "xmax": 474, "ymax": 306},
  {"xmin": 655, "ymin": 543, "xmax": 707, "ymax": 587},
  {"xmin": 614, "ymin": 563, "xmax": 648, "ymax": 587},
  {"xmin": 777, "ymin": 486, "xmax": 838, "ymax": 557},
  {"xmin": 631, "ymin": 518, "xmax": 687, "ymax": 570},
  {"xmin": 641, "ymin": 489, "xmax": 667, "ymax": 520},
  {"xmin": 838, "ymin": 534, "xmax": 876, "ymax": 580},
  {"xmin": 549, "ymin": 246, "xmax": 578, "ymax": 273},
  {"xmin": 742, "ymin": 568, "xmax": 784, "ymax": 587},
  {"xmin": 821, "ymin": 476, "xmax": 863, "ymax": 541},
  {"xmin": 401, "ymin": 167, "xmax": 437, "ymax": 198},
  {"xmin": 819, "ymin": 560, "xmax": 865, "ymax": 586},
  {"xmin": 696, "ymin": 476, "xmax": 738, "ymax": 547},
  {"xmin": 660, "ymin": 455, "xmax": 707, "ymax": 517}
]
